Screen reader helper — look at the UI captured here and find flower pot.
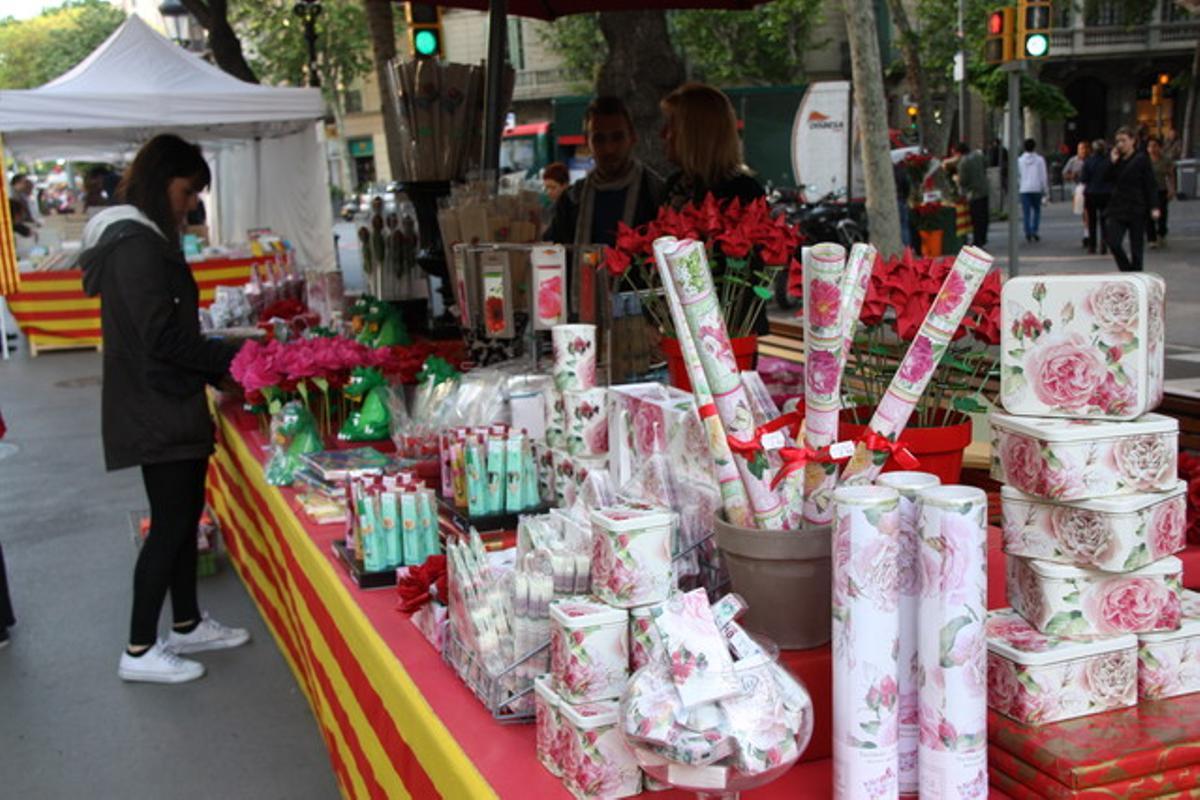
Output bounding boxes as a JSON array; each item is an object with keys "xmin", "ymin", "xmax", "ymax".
[
  {"xmin": 838, "ymin": 409, "xmax": 974, "ymax": 485},
  {"xmin": 714, "ymin": 513, "xmax": 831, "ymax": 649},
  {"xmin": 661, "ymin": 335, "xmax": 758, "ymax": 393},
  {"xmin": 918, "ymin": 228, "xmax": 945, "ymax": 257}
]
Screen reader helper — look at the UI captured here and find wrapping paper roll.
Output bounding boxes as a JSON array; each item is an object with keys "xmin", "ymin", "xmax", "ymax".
[
  {"xmin": 876, "ymin": 470, "xmax": 941, "ymax": 795},
  {"xmin": 660, "ymin": 238, "xmax": 785, "ymax": 529},
  {"xmin": 839, "ymin": 247, "xmax": 993, "ymax": 486},
  {"xmin": 832, "ymin": 485, "xmax": 902, "ymax": 799},
  {"xmin": 801, "ymin": 243, "xmax": 848, "ymax": 524},
  {"xmin": 916, "ymin": 485, "xmax": 989, "ymax": 799},
  {"xmin": 552, "ymin": 324, "xmax": 597, "ymax": 391},
  {"xmin": 564, "ymin": 387, "xmax": 609, "ymax": 457},
  {"xmin": 652, "ymin": 237, "xmax": 753, "ymax": 528}
]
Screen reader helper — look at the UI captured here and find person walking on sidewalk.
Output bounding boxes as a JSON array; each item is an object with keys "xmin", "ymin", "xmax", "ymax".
[
  {"xmin": 80, "ymin": 134, "xmax": 250, "ymax": 685},
  {"xmin": 1146, "ymin": 136, "xmax": 1175, "ymax": 249},
  {"xmin": 1081, "ymin": 139, "xmax": 1113, "ymax": 254},
  {"xmin": 1103, "ymin": 126, "xmax": 1160, "ymax": 273},
  {"xmin": 954, "ymin": 141, "xmax": 990, "ymax": 248},
  {"xmin": 1017, "ymin": 139, "xmax": 1049, "ymax": 242}
]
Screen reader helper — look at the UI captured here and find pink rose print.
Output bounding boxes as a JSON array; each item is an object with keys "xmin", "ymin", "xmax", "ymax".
[
  {"xmin": 1025, "ymin": 332, "xmax": 1108, "ymax": 411},
  {"xmin": 986, "ymin": 615, "xmax": 1052, "ymax": 653},
  {"xmin": 806, "ymin": 349, "xmax": 840, "ymax": 396},
  {"xmin": 1083, "ymin": 650, "xmax": 1136, "ymax": 706},
  {"xmin": 957, "ymin": 770, "xmax": 988, "ymax": 800},
  {"xmin": 833, "ymin": 513, "xmax": 854, "ymax": 604},
  {"xmin": 807, "ymin": 277, "xmax": 842, "ymax": 328},
  {"xmin": 632, "ymin": 404, "xmax": 666, "ymax": 456},
  {"xmin": 898, "ymin": 690, "xmax": 919, "ymax": 726},
  {"xmin": 896, "ymin": 522, "xmax": 920, "ymax": 597},
  {"xmin": 1085, "ymin": 281, "xmax": 1141, "ymax": 342},
  {"xmin": 698, "ymin": 325, "xmax": 735, "ymax": 368},
  {"xmin": 898, "ymin": 335, "xmax": 935, "ymax": 385},
  {"xmin": 987, "ymin": 653, "xmax": 1020, "ymax": 715},
  {"xmin": 585, "ymin": 423, "xmax": 608, "ymax": 455},
  {"xmin": 537, "ymin": 275, "xmax": 563, "ymax": 322},
  {"xmin": 574, "ymin": 752, "xmax": 623, "ymax": 797},
  {"xmin": 1150, "ymin": 497, "xmax": 1186, "ymax": 559},
  {"xmin": 1083, "ymin": 577, "xmax": 1174, "ymax": 634},
  {"xmin": 1012, "ymin": 558, "xmax": 1048, "ymax": 628},
  {"xmin": 933, "ymin": 269, "xmax": 967, "ymax": 317},
  {"xmin": 920, "ymin": 514, "xmax": 977, "ymax": 605},
  {"xmin": 855, "ymin": 533, "xmax": 901, "ymax": 611},
  {"xmin": 998, "ymin": 432, "xmax": 1044, "ymax": 494},
  {"xmin": 1115, "ymin": 435, "xmax": 1174, "ymax": 490},
  {"xmin": 1090, "ymin": 371, "xmax": 1137, "ymax": 416},
  {"xmin": 1050, "ymin": 506, "xmax": 1114, "ymax": 566},
  {"xmin": 1140, "ymin": 661, "xmax": 1180, "ymax": 700}
]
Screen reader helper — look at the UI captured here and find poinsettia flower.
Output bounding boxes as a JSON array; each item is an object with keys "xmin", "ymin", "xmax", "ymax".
[{"xmin": 600, "ymin": 246, "xmax": 631, "ymax": 277}]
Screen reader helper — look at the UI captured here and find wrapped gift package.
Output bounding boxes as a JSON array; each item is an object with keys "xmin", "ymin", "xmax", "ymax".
[
  {"xmin": 1001, "ymin": 482, "xmax": 1187, "ymax": 572},
  {"xmin": 986, "ymin": 608, "xmax": 1137, "ymax": 725},
  {"xmin": 629, "ymin": 604, "xmax": 665, "ymax": 672},
  {"xmin": 989, "ymin": 411, "xmax": 1178, "ymax": 501},
  {"xmin": 1007, "ymin": 554, "xmax": 1182, "ymax": 636},
  {"xmin": 535, "ymin": 674, "xmax": 566, "ymax": 776},
  {"xmin": 1138, "ymin": 590, "xmax": 1200, "ymax": 701},
  {"xmin": 549, "ymin": 597, "xmax": 630, "ymax": 704},
  {"xmin": 590, "ymin": 507, "xmax": 674, "ymax": 609},
  {"xmin": 988, "ymin": 692, "xmax": 1200, "ymax": 790},
  {"xmin": 989, "ymin": 745, "xmax": 1200, "ymax": 799},
  {"xmin": 558, "ymin": 699, "xmax": 643, "ymax": 799},
  {"xmin": 1000, "ymin": 273, "xmax": 1166, "ymax": 419},
  {"xmin": 607, "ymin": 383, "xmax": 714, "ymax": 491}
]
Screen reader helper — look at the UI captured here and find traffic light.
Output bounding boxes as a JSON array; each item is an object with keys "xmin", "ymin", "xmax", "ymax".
[
  {"xmin": 906, "ymin": 103, "xmax": 919, "ymax": 129},
  {"xmin": 406, "ymin": 3, "xmax": 442, "ymax": 59},
  {"xmin": 1017, "ymin": 0, "xmax": 1051, "ymax": 59},
  {"xmin": 985, "ymin": 7, "xmax": 1015, "ymax": 65}
]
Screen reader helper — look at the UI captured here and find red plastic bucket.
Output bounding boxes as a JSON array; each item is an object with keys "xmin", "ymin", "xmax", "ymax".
[
  {"xmin": 662, "ymin": 335, "xmax": 758, "ymax": 393},
  {"xmin": 838, "ymin": 409, "xmax": 974, "ymax": 485}
]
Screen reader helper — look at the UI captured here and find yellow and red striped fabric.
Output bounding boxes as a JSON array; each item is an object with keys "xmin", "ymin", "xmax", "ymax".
[
  {"xmin": 0, "ymin": 136, "xmax": 20, "ymax": 296},
  {"xmin": 6, "ymin": 256, "xmax": 271, "ymax": 353}
]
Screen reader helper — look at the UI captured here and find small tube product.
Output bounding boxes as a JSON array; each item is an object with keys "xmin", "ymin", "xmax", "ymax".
[
  {"xmin": 486, "ymin": 435, "xmax": 506, "ymax": 514},
  {"xmin": 400, "ymin": 491, "xmax": 420, "ymax": 565},
  {"xmin": 380, "ymin": 487, "xmax": 402, "ymax": 568},
  {"xmin": 506, "ymin": 433, "xmax": 525, "ymax": 514},
  {"xmin": 418, "ymin": 489, "xmax": 441, "ymax": 559},
  {"xmin": 466, "ymin": 439, "xmax": 486, "ymax": 517}
]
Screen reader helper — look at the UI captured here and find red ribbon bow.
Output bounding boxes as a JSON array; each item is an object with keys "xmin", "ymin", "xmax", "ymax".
[
  {"xmin": 770, "ymin": 444, "xmax": 853, "ymax": 490},
  {"xmin": 726, "ymin": 410, "xmax": 805, "ymax": 459},
  {"xmin": 858, "ymin": 430, "xmax": 921, "ymax": 470}
]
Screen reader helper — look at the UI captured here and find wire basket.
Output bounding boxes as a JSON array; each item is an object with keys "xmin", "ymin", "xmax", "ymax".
[{"xmin": 441, "ymin": 629, "xmax": 548, "ymax": 722}]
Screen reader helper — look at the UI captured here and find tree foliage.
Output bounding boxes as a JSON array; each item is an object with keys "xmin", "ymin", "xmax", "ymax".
[{"xmin": 0, "ymin": 0, "xmax": 125, "ymax": 89}]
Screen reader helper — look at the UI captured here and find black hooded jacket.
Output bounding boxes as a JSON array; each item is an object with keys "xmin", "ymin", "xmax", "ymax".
[{"xmin": 80, "ymin": 208, "xmax": 237, "ymax": 470}]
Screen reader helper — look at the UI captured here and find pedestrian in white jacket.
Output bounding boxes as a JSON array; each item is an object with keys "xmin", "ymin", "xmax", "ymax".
[{"xmin": 1018, "ymin": 139, "xmax": 1049, "ymax": 242}]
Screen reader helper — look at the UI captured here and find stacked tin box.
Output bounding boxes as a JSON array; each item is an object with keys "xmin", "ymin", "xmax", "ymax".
[{"xmin": 987, "ymin": 273, "xmax": 1190, "ymax": 729}]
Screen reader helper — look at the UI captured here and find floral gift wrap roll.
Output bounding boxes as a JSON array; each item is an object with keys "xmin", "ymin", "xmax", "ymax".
[
  {"xmin": 550, "ymin": 597, "xmax": 630, "ymax": 704},
  {"xmin": 564, "ymin": 388, "xmax": 609, "ymax": 457},
  {"xmin": 1007, "ymin": 554, "xmax": 1182, "ymax": 636},
  {"xmin": 989, "ymin": 411, "xmax": 1178, "ymax": 501},
  {"xmin": 560, "ymin": 699, "xmax": 643, "ymax": 799},
  {"xmin": 986, "ymin": 609, "xmax": 1138, "ymax": 725},
  {"xmin": 552, "ymin": 324, "xmax": 598, "ymax": 391},
  {"xmin": 590, "ymin": 507, "xmax": 674, "ymax": 609},
  {"xmin": 1138, "ymin": 590, "xmax": 1200, "ymax": 701},
  {"xmin": 1000, "ymin": 273, "xmax": 1166, "ymax": 419},
  {"xmin": 1001, "ymin": 482, "xmax": 1187, "ymax": 572}
]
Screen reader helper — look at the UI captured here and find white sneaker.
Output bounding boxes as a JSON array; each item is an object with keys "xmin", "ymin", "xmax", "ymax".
[
  {"xmin": 118, "ymin": 642, "xmax": 205, "ymax": 684},
  {"xmin": 164, "ymin": 612, "xmax": 250, "ymax": 655}
]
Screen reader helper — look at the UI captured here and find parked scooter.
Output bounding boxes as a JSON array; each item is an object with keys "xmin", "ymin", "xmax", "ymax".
[{"xmin": 769, "ymin": 186, "xmax": 868, "ymax": 309}]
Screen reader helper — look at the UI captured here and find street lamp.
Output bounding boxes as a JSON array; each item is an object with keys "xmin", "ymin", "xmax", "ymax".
[
  {"xmin": 293, "ymin": 0, "xmax": 323, "ymax": 88},
  {"xmin": 158, "ymin": 0, "xmax": 198, "ymax": 50}
]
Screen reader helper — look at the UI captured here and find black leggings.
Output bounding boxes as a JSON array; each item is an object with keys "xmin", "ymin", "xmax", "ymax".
[
  {"xmin": 1105, "ymin": 215, "xmax": 1146, "ymax": 272},
  {"xmin": 0, "ymin": 542, "xmax": 14, "ymax": 629},
  {"xmin": 130, "ymin": 458, "xmax": 208, "ymax": 646}
]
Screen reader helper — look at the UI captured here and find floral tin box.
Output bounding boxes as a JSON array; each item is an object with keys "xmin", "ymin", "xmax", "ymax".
[
  {"xmin": 986, "ymin": 609, "xmax": 1138, "ymax": 726},
  {"xmin": 989, "ymin": 411, "xmax": 1178, "ymax": 501},
  {"xmin": 550, "ymin": 597, "xmax": 630, "ymax": 704},
  {"xmin": 1001, "ymin": 481, "xmax": 1187, "ymax": 572},
  {"xmin": 1000, "ymin": 273, "xmax": 1165, "ymax": 419},
  {"xmin": 1138, "ymin": 591, "xmax": 1200, "ymax": 702},
  {"xmin": 559, "ymin": 699, "xmax": 643, "ymax": 799},
  {"xmin": 1007, "ymin": 553, "xmax": 1182, "ymax": 636}
]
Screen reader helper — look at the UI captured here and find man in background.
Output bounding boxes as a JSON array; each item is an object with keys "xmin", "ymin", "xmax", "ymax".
[{"xmin": 954, "ymin": 141, "xmax": 989, "ymax": 248}]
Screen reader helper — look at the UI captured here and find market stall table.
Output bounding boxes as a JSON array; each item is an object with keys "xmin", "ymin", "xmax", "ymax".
[
  {"xmin": 206, "ymin": 397, "xmax": 1021, "ymax": 799},
  {"xmin": 6, "ymin": 255, "xmax": 277, "ymax": 355}
]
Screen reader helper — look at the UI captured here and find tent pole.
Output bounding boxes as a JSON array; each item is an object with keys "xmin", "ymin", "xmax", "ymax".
[{"xmin": 482, "ymin": 0, "xmax": 508, "ymax": 183}]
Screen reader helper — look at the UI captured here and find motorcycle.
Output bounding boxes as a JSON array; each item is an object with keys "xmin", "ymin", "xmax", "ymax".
[{"xmin": 769, "ymin": 187, "xmax": 869, "ymax": 309}]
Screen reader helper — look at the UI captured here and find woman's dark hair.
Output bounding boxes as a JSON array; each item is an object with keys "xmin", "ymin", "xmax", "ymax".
[
  {"xmin": 543, "ymin": 162, "xmax": 569, "ymax": 185},
  {"xmin": 1023, "ymin": 138, "xmax": 1037, "ymax": 152},
  {"xmin": 117, "ymin": 134, "xmax": 210, "ymax": 247}
]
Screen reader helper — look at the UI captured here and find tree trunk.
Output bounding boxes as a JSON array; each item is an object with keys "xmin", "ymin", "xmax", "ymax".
[
  {"xmin": 363, "ymin": 0, "xmax": 406, "ymax": 183},
  {"xmin": 596, "ymin": 11, "xmax": 686, "ymax": 177},
  {"xmin": 843, "ymin": 0, "xmax": 903, "ymax": 255},
  {"xmin": 883, "ymin": 0, "xmax": 939, "ymax": 153},
  {"xmin": 1183, "ymin": 30, "xmax": 1199, "ymax": 158},
  {"xmin": 180, "ymin": 0, "xmax": 258, "ymax": 83}
]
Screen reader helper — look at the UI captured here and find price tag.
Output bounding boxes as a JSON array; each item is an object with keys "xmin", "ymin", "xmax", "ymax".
[
  {"xmin": 829, "ymin": 440, "xmax": 856, "ymax": 460},
  {"xmin": 761, "ymin": 430, "xmax": 787, "ymax": 451}
]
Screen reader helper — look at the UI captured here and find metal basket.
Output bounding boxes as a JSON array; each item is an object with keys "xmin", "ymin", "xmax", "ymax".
[{"xmin": 441, "ymin": 629, "xmax": 548, "ymax": 722}]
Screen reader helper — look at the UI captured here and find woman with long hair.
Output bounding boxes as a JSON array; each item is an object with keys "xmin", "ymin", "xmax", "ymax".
[
  {"xmin": 81, "ymin": 134, "xmax": 249, "ymax": 684},
  {"xmin": 660, "ymin": 83, "xmax": 764, "ymax": 210}
]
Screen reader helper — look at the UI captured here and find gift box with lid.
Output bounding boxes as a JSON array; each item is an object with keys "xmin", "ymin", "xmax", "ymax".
[
  {"xmin": 549, "ymin": 597, "xmax": 629, "ymax": 704},
  {"xmin": 1001, "ymin": 482, "xmax": 1187, "ymax": 572},
  {"xmin": 1006, "ymin": 553, "xmax": 1182, "ymax": 636},
  {"xmin": 590, "ymin": 507, "xmax": 674, "ymax": 610},
  {"xmin": 989, "ymin": 411, "xmax": 1178, "ymax": 501},
  {"xmin": 558, "ymin": 699, "xmax": 643, "ymax": 799},
  {"xmin": 999, "ymin": 273, "xmax": 1165, "ymax": 420},
  {"xmin": 986, "ymin": 609, "xmax": 1137, "ymax": 725},
  {"xmin": 1138, "ymin": 590, "xmax": 1200, "ymax": 701}
]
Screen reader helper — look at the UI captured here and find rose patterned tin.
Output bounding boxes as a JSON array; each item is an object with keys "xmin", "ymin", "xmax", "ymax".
[
  {"xmin": 629, "ymin": 604, "xmax": 666, "ymax": 672},
  {"xmin": 559, "ymin": 699, "xmax": 643, "ymax": 799},
  {"xmin": 989, "ymin": 411, "xmax": 1178, "ymax": 501},
  {"xmin": 986, "ymin": 609, "xmax": 1138, "ymax": 725},
  {"xmin": 1000, "ymin": 273, "xmax": 1165, "ymax": 419},
  {"xmin": 590, "ymin": 507, "xmax": 674, "ymax": 609},
  {"xmin": 1006, "ymin": 554, "xmax": 1182, "ymax": 636},
  {"xmin": 1001, "ymin": 481, "xmax": 1187, "ymax": 572},
  {"xmin": 549, "ymin": 597, "xmax": 629, "ymax": 704},
  {"xmin": 1138, "ymin": 591, "xmax": 1200, "ymax": 701},
  {"xmin": 534, "ymin": 674, "xmax": 566, "ymax": 777}
]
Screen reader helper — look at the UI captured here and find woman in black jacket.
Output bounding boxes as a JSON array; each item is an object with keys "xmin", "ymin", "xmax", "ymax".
[
  {"xmin": 1103, "ymin": 126, "xmax": 1160, "ymax": 272},
  {"xmin": 81, "ymin": 134, "xmax": 249, "ymax": 684}
]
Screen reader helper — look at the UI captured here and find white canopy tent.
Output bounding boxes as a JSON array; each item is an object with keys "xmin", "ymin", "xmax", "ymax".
[{"xmin": 0, "ymin": 16, "xmax": 336, "ymax": 270}]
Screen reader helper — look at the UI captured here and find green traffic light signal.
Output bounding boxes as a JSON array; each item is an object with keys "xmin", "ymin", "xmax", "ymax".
[
  {"xmin": 414, "ymin": 29, "xmax": 439, "ymax": 57},
  {"xmin": 1024, "ymin": 32, "xmax": 1049, "ymax": 57}
]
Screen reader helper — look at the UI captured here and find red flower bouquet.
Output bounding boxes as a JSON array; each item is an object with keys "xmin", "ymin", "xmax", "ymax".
[
  {"xmin": 600, "ymin": 194, "xmax": 804, "ymax": 339},
  {"xmin": 844, "ymin": 249, "xmax": 1001, "ymax": 427}
]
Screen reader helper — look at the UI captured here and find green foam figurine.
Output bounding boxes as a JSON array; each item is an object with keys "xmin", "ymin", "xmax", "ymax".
[
  {"xmin": 265, "ymin": 401, "xmax": 323, "ymax": 485},
  {"xmin": 339, "ymin": 366, "xmax": 392, "ymax": 441}
]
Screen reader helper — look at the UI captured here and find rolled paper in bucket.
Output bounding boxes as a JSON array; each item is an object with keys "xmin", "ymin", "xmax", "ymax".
[
  {"xmin": 838, "ymin": 246, "xmax": 993, "ymax": 487},
  {"xmin": 916, "ymin": 485, "xmax": 988, "ymax": 799},
  {"xmin": 832, "ymin": 485, "xmax": 901, "ymax": 800},
  {"xmin": 659, "ymin": 238, "xmax": 782, "ymax": 529}
]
